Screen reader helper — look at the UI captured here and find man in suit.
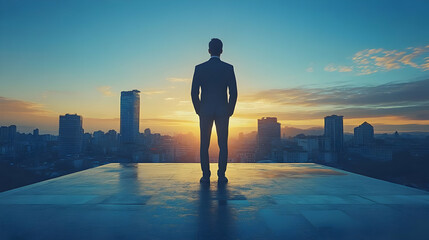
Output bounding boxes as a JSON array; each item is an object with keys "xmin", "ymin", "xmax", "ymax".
[{"xmin": 191, "ymin": 38, "xmax": 238, "ymax": 184}]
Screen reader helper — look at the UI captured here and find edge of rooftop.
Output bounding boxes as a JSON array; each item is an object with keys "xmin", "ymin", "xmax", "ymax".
[{"xmin": 0, "ymin": 163, "xmax": 427, "ymax": 198}]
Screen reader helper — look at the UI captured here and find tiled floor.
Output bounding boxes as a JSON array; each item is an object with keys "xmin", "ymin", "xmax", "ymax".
[{"xmin": 0, "ymin": 163, "xmax": 428, "ymax": 239}]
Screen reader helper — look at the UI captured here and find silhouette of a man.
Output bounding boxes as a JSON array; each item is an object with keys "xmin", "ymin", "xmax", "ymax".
[{"xmin": 191, "ymin": 38, "xmax": 238, "ymax": 184}]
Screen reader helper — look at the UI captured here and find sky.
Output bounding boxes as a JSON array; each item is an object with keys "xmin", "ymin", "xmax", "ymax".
[{"xmin": 1, "ymin": 0, "xmax": 429, "ymax": 136}]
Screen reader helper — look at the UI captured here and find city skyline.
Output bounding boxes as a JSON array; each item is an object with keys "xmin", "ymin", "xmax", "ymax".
[
  {"xmin": 1, "ymin": 2, "xmax": 429, "ymax": 238},
  {"xmin": 1, "ymin": 1, "xmax": 429, "ymax": 135}
]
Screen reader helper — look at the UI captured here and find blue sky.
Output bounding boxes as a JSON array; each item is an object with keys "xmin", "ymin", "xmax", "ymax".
[{"xmin": 1, "ymin": 0, "xmax": 429, "ymax": 134}]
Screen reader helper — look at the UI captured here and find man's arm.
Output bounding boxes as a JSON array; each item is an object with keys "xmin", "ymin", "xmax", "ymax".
[
  {"xmin": 228, "ymin": 66, "xmax": 238, "ymax": 116},
  {"xmin": 191, "ymin": 66, "xmax": 201, "ymax": 115}
]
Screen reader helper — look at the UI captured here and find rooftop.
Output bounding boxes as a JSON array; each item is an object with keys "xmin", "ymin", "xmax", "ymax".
[{"xmin": 1, "ymin": 163, "xmax": 428, "ymax": 239}]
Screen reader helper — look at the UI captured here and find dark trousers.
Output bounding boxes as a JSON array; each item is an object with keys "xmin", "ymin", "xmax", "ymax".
[{"xmin": 199, "ymin": 115, "xmax": 229, "ymax": 177}]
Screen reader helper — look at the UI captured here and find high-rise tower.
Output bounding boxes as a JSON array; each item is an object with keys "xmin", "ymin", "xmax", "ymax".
[
  {"xmin": 354, "ymin": 122, "xmax": 374, "ymax": 146},
  {"xmin": 257, "ymin": 117, "xmax": 281, "ymax": 157},
  {"xmin": 324, "ymin": 115, "xmax": 343, "ymax": 152},
  {"xmin": 120, "ymin": 90, "xmax": 140, "ymax": 143},
  {"xmin": 59, "ymin": 114, "xmax": 83, "ymax": 156}
]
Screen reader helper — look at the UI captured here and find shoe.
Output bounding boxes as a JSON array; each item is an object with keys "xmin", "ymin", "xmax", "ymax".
[
  {"xmin": 218, "ymin": 176, "xmax": 228, "ymax": 184},
  {"xmin": 200, "ymin": 176, "xmax": 210, "ymax": 184}
]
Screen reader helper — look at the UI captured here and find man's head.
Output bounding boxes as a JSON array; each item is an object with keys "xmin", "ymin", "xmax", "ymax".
[{"xmin": 209, "ymin": 38, "xmax": 223, "ymax": 56}]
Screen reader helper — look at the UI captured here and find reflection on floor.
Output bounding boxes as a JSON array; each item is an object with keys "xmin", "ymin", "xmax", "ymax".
[{"xmin": 0, "ymin": 163, "xmax": 428, "ymax": 240}]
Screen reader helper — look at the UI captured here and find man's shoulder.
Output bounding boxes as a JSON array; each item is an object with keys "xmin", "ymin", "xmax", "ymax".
[
  {"xmin": 220, "ymin": 60, "xmax": 234, "ymax": 69},
  {"xmin": 195, "ymin": 60, "xmax": 211, "ymax": 69},
  {"xmin": 195, "ymin": 60, "xmax": 233, "ymax": 69}
]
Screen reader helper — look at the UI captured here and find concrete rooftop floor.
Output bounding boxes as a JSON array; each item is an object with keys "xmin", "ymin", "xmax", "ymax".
[{"xmin": 0, "ymin": 163, "xmax": 429, "ymax": 240}]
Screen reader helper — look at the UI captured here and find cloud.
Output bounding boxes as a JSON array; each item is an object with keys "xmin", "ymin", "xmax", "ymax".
[
  {"xmin": 324, "ymin": 64, "xmax": 336, "ymax": 72},
  {"xmin": 167, "ymin": 77, "xmax": 191, "ymax": 83},
  {"xmin": 306, "ymin": 67, "xmax": 314, "ymax": 72},
  {"xmin": 239, "ymin": 78, "xmax": 429, "ymax": 121},
  {"xmin": 324, "ymin": 64, "xmax": 352, "ymax": 72},
  {"xmin": 422, "ymin": 57, "xmax": 429, "ymax": 71},
  {"xmin": 326, "ymin": 45, "xmax": 429, "ymax": 75},
  {"xmin": 369, "ymin": 124, "xmax": 429, "ymax": 133},
  {"xmin": 338, "ymin": 66, "xmax": 353, "ymax": 72},
  {"xmin": 371, "ymin": 52, "xmax": 403, "ymax": 69},
  {"xmin": 97, "ymin": 86, "xmax": 116, "ymax": 97},
  {"xmin": 0, "ymin": 97, "xmax": 51, "ymax": 115},
  {"xmin": 0, "ymin": 97, "xmax": 58, "ymax": 133}
]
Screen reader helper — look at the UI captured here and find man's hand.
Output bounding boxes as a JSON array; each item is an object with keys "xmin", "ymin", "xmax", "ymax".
[{"xmin": 228, "ymin": 109, "xmax": 234, "ymax": 117}]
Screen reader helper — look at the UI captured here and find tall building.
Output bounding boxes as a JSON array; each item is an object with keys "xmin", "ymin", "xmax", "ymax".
[
  {"xmin": 0, "ymin": 125, "xmax": 16, "ymax": 144},
  {"xmin": 0, "ymin": 126, "xmax": 7, "ymax": 142},
  {"xmin": 354, "ymin": 122, "xmax": 374, "ymax": 146},
  {"xmin": 324, "ymin": 115, "xmax": 343, "ymax": 152},
  {"xmin": 120, "ymin": 90, "xmax": 140, "ymax": 143},
  {"xmin": 59, "ymin": 114, "xmax": 83, "ymax": 156},
  {"xmin": 257, "ymin": 117, "xmax": 281, "ymax": 157}
]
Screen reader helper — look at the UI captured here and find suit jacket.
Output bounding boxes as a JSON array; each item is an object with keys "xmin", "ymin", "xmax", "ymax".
[{"xmin": 191, "ymin": 57, "xmax": 238, "ymax": 117}]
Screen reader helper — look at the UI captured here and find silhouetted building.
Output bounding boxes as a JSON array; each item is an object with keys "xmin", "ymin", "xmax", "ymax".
[
  {"xmin": 354, "ymin": 122, "xmax": 374, "ymax": 146},
  {"xmin": 258, "ymin": 117, "xmax": 281, "ymax": 157},
  {"xmin": 93, "ymin": 130, "xmax": 105, "ymax": 145},
  {"xmin": 324, "ymin": 115, "xmax": 343, "ymax": 152},
  {"xmin": 120, "ymin": 90, "xmax": 140, "ymax": 143},
  {"xmin": 59, "ymin": 114, "xmax": 83, "ymax": 156},
  {"xmin": 106, "ymin": 130, "xmax": 117, "ymax": 141},
  {"xmin": 8, "ymin": 125, "xmax": 16, "ymax": 143},
  {"xmin": 294, "ymin": 134, "xmax": 320, "ymax": 161},
  {"xmin": 105, "ymin": 130, "xmax": 118, "ymax": 152},
  {"xmin": 0, "ymin": 127, "xmax": 7, "ymax": 143},
  {"xmin": 0, "ymin": 125, "xmax": 16, "ymax": 144},
  {"xmin": 33, "ymin": 128, "xmax": 39, "ymax": 136},
  {"xmin": 82, "ymin": 132, "xmax": 92, "ymax": 152}
]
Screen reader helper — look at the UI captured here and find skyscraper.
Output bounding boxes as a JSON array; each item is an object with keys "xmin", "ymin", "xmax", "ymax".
[
  {"xmin": 258, "ymin": 117, "xmax": 281, "ymax": 157},
  {"xmin": 59, "ymin": 114, "xmax": 83, "ymax": 156},
  {"xmin": 120, "ymin": 90, "xmax": 140, "ymax": 143},
  {"xmin": 354, "ymin": 122, "xmax": 374, "ymax": 146},
  {"xmin": 324, "ymin": 115, "xmax": 343, "ymax": 152}
]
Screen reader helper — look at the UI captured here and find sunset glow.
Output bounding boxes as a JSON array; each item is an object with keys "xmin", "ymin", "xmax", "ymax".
[{"xmin": 1, "ymin": 1, "xmax": 428, "ymax": 135}]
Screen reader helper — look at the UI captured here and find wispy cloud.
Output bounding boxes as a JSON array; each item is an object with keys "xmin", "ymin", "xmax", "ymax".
[
  {"xmin": 239, "ymin": 79, "xmax": 429, "ymax": 121},
  {"xmin": 306, "ymin": 67, "xmax": 314, "ymax": 73},
  {"xmin": 422, "ymin": 57, "xmax": 429, "ymax": 71},
  {"xmin": 0, "ymin": 97, "xmax": 52, "ymax": 115},
  {"xmin": 0, "ymin": 96, "xmax": 58, "ymax": 133},
  {"xmin": 167, "ymin": 77, "xmax": 191, "ymax": 83},
  {"xmin": 325, "ymin": 45, "xmax": 429, "ymax": 75},
  {"xmin": 96, "ymin": 86, "xmax": 116, "ymax": 97},
  {"xmin": 324, "ymin": 64, "xmax": 352, "ymax": 72}
]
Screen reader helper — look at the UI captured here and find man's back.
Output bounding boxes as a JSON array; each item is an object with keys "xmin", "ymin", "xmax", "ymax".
[
  {"xmin": 191, "ymin": 38, "xmax": 237, "ymax": 184},
  {"xmin": 191, "ymin": 57, "xmax": 237, "ymax": 117}
]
